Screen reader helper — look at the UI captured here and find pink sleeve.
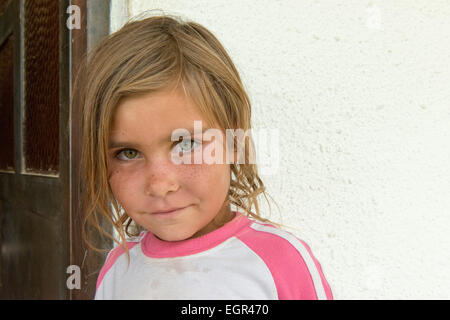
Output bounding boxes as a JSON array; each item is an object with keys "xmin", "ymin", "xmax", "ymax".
[{"xmin": 238, "ymin": 224, "xmax": 333, "ymax": 300}]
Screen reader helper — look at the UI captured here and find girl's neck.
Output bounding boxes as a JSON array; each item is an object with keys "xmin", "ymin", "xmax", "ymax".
[{"xmin": 187, "ymin": 203, "xmax": 234, "ymax": 240}]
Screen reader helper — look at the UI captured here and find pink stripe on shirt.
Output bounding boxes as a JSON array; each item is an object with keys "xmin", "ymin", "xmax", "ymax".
[{"xmin": 237, "ymin": 222, "xmax": 333, "ymax": 300}]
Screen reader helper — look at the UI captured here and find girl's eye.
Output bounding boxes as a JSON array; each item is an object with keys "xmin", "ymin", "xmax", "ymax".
[
  {"xmin": 175, "ymin": 139, "xmax": 202, "ymax": 153},
  {"xmin": 115, "ymin": 148, "xmax": 140, "ymax": 161},
  {"xmin": 114, "ymin": 140, "xmax": 201, "ymax": 161}
]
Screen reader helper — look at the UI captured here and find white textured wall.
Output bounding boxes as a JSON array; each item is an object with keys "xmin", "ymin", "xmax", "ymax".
[{"xmin": 110, "ymin": 0, "xmax": 450, "ymax": 299}]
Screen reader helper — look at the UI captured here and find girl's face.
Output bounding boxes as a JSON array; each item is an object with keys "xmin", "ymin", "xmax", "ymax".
[{"xmin": 107, "ymin": 87, "xmax": 234, "ymax": 241}]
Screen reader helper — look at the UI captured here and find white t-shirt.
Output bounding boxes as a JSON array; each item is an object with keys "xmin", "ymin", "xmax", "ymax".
[{"xmin": 94, "ymin": 211, "xmax": 333, "ymax": 300}]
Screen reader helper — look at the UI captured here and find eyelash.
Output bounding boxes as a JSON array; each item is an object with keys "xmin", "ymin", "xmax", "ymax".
[{"xmin": 114, "ymin": 139, "xmax": 202, "ymax": 161}]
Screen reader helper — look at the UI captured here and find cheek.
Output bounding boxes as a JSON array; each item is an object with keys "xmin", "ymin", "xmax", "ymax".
[
  {"xmin": 181, "ymin": 163, "xmax": 230, "ymax": 198},
  {"xmin": 108, "ymin": 167, "xmax": 141, "ymax": 206}
]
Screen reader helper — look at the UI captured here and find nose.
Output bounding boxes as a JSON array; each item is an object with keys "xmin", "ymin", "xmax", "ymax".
[{"xmin": 143, "ymin": 159, "xmax": 180, "ymax": 198}]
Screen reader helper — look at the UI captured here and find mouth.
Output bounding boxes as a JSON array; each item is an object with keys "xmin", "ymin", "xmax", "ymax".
[{"xmin": 151, "ymin": 205, "xmax": 191, "ymax": 217}]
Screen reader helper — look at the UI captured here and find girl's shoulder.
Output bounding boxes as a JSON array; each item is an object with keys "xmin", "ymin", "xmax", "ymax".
[
  {"xmin": 239, "ymin": 218, "xmax": 333, "ymax": 299},
  {"xmin": 105, "ymin": 231, "xmax": 146, "ymax": 259},
  {"xmin": 241, "ymin": 218, "xmax": 314, "ymax": 258},
  {"xmin": 95, "ymin": 231, "xmax": 147, "ymax": 291}
]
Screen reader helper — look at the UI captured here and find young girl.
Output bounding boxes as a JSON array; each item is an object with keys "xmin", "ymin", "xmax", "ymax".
[{"xmin": 75, "ymin": 14, "xmax": 333, "ymax": 300}]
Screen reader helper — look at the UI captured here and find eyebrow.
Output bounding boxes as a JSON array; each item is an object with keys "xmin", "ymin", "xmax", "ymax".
[{"xmin": 108, "ymin": 127, "xmax": 211, "ymax": 149}]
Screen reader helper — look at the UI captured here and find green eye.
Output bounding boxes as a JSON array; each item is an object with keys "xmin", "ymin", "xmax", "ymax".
[{"xmin": 116, "ymin": 149, "xmax": 139, "ymax": 160}]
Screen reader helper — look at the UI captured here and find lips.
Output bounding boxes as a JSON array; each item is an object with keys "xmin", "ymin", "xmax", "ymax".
[{"xmin": 152, "ymin": 205, "xmax": 190, "ymax": 215}]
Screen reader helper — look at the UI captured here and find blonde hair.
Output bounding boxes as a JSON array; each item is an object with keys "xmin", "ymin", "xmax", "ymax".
[{"xmin": 72, "ymin": 14, "xmax": 283, "ymax": 262}]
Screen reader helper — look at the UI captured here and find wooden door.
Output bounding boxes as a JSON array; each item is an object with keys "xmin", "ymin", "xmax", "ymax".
[{"xmin": 0, "ymin": 0, "xmax": 111, "ymax": 299}]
